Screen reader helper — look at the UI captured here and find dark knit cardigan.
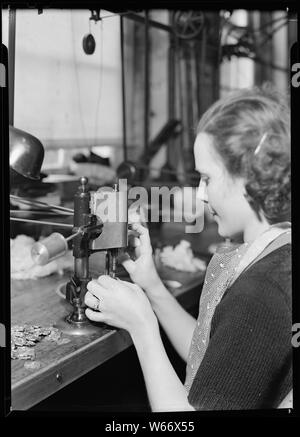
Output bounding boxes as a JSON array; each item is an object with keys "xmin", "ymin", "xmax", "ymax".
[{"xmin": 188, "ymin": 244, "xmax": 292, "ymax": 410}]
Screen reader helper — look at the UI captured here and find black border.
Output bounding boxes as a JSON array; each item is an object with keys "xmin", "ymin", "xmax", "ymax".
[
  {"xmin": 0, "ymin": 39, "xmax": 11, "ymax": 418},
  {"xmin": 1, "ymin": 0, "xmax": 299, "ymax": 423}
]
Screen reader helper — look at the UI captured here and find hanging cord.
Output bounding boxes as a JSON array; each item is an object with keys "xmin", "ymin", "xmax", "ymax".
[
  {"xmin": 120, "ymin": 15, "xmax": 128, "ymax": 161},
  {"xmin": 94, "ymin": 18, "xmax": 103, "ymax": 152},
  {"xmin": 70, "ymin": 10, "xmax": 87, "ymax": 142},
  {"xmin": 93, "ymin": 17, "xmax": 104, "ymax": 151}
]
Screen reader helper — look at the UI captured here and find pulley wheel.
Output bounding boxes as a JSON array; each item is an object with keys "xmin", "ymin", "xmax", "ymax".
[{"xmin": 173, "ymin": 11, "xmax": 205, "ymax": 40}]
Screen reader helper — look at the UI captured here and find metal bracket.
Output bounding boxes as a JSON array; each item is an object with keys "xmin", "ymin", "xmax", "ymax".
[{"xmin": 90, "ymin": 9, "xmax": 101, "ymax": 23}]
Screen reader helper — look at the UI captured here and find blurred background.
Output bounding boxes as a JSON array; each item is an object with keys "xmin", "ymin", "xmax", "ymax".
[
  {"xmin": 4, "ymin": 7, "xmax": 296, "ymax": 241},
  {"xmin": 2, "ymin": 8, "xmax": 296, "ymax": 176}
]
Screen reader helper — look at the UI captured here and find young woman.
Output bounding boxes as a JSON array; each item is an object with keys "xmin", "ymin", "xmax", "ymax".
[{"xmin": 84, "ymin": 85, "xmax": 292, "ymax": 411}]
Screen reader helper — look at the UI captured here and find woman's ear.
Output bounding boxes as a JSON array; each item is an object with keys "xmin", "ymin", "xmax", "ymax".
[
  {"xmin": 234, "ymin": 176, "xmax": 248, "ymax": 196},
  {"xmin": 243, "ymin": 188, "xmax": 266, "ymax": 223}
]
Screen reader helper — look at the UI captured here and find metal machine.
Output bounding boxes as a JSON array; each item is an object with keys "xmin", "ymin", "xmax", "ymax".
[
  {"xmin": 28, "ymin": 177, "xmax": 128, "ymax": 335},
  {"xmin": 9, "ymin": 125, "xmax": 132, "ymax": 335}
]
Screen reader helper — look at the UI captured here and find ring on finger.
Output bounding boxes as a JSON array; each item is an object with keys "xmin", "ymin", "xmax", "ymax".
[{"xmin": 94, "ymin": 299, "xmax": 101, "ymax": 312}]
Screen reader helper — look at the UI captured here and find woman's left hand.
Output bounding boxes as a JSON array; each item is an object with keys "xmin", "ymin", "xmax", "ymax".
[{"xmin": 84, "ymin": 275, "xmax": 158, "ymax": 336}]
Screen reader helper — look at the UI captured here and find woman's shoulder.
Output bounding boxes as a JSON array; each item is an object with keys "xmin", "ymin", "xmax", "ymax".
[
  {"xmin": 223, "ymin": 243, "xmax": 291, "ymax": 310},
  {"xmin": 244, "ymin": 242, "xmax": 290, "ymax": 281},
  {"xmin": 246, "ymin": 242, "xmax": 291, "ymax": 280}
]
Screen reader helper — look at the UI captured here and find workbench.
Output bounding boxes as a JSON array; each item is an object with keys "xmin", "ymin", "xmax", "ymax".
[{"xmin": 11, "ymin": 221, "xmax": 220, "ymax": 411}]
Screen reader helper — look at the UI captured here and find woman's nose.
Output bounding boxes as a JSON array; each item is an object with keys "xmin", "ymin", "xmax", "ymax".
[{"xmin": 196, "ymin": 180, "xmax": 208, "ymax": 203}]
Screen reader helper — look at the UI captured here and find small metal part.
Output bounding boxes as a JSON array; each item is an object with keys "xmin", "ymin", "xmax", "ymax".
[
  {"xmin": 41, "ymin": 327, "xmax": 62, "ymax": 342},
  {"xmin": 12, "ymin": 331, "xmax": 25, "ymax": 338},
  {"xmin": 15, "ymin": 346, "xmax": 35, "ymax": 360},
  {"xmin": 40, "ymin": 328, "xmax": 51, "ymax": 336},
  {"xmin": 31, "ymin": 232, "xmax": 68, "ymax": 265},
  {"xmin": 26, "ymin": 335, "xmax": 39, "ymax": 342},
  {"xmin": 56, "ymin": 338, "xmax": 71, "ymax": 345},
  {"xmin": 11, "ymin": 325, "xmax": 24, "ymax": 332},
  {"xmin": 14, "ymin": 337, "xmax": 26, "ymax": 347},
  {"xmin": 25, "ymin": 341, "xmax": 36, "ymax": 347},
  {"xmin": 56, "ymin": 372, "xmax": 63, "ymax": 383},
  {"xmin": 110, "ymin": 248, "xmax": 118, "ymax": 278},
  {"xmin": 80, "ymin": 176, "xmax": 88, "ymax": 191},
  {"xmin": 105, "ymin": 252, "xmax": 110, "ymax": 275},
  {"xmin": 24, "ymin": 360, "xmax": 41, "ymax": 370},
  {"xmin": 89, "ymin": 9, "xmax": 101, "ymax": 23}
]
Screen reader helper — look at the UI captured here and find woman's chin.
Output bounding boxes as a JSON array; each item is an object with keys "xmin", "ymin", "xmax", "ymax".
[
  {"xmin": 215, "ymin": 219, "xmax": 224, "ymax": 236},
  {"xmin": 216, "ymin": 222, "xmax": 244, "ymax": 242},
  {"xmin": 215, "ymin": 219, "xmax": 227, "ymax": 238},
  {"xmin": 217, "ymin": 227, "xmax": 225, "ymax": 238}
]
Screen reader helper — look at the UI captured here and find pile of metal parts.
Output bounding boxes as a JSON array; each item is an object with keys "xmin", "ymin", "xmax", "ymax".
[{"xmin": 11, "ymin": 324, "xmax": 70, "ymax": 365}]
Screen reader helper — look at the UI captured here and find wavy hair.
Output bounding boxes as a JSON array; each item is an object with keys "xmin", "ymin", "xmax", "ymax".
[{"xmin": 197, "ymin": 84, "xmax": 291, "ymax": 224}]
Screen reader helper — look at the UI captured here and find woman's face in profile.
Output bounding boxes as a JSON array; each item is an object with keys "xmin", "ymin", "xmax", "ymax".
[{"xmin": 194, "ymin": 133, "xmax": 255, "ymax": 240}]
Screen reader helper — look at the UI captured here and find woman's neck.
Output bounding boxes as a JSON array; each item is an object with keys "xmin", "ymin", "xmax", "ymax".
[{"xmin": 243, "ymin": 217, "xmax": 270, "ymax": 243}]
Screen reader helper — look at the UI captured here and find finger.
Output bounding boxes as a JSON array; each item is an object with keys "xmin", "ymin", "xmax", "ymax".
[
  {"xmin": 97, "ymin": 274, "xmax": 119, "ymax": 290},
  {"xmin": 128, "ymin": 234, "xmax": 141, "ymax": 254},
  {"xmin": 120, "ymin": 257, "xmax": 136, "ymax": 275},
  {"xmin": 87, "ymin": 280, "xmax": 107, "ymax": 299},
  {"xmin": 116, "ymin": 252, "xmax": 138, "ymax": 275},
  {"xmin": 128, "ymin": 231, "xmax": 141, "ymax": 246},
  {"xmin": 85, "ymin": 308, "xmax": 107, "ymax": 323},
  {"xmin": 117, "ymin": 251, "xmax": 131, "ymax": 264},
  {"xmin": 132, "ymin": 236, "xmax": 141, "ymax": 247},
  {"xmin": 84, "ymin": 291, "xmax": 99, "ymax": 309},
  {"xmin": 134, "ymin": 245, "xmax": 141, "ymax": 258},
  {"xmin": 118, "ymin": 280, "xmax": 141, "ymax": 292},
  {"xmin": 130, "ymin": 223, "xmax": 151, "ymax": 248}
]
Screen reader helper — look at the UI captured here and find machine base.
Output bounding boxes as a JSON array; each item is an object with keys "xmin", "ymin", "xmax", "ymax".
[
  {"xmin": 54, "ymin": 281, "xmax": 107, "ymax": 335},
  {"xmin": 54, "ymin": 316, "xmax": 104, "ymax": 336}
]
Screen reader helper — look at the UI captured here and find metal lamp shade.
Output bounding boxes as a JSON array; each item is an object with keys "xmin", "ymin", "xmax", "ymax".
[{"xmin": 9, "ymin": 125, "xmax": 44, "ymax": 180}]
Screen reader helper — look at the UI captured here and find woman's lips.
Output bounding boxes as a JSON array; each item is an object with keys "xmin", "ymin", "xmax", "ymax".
[{"xmin": 208, "ymin": 205, "xmax": 217, "ymax": 216}]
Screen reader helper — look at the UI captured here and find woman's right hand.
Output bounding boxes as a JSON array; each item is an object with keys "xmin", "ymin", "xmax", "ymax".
[{"xmin": 119, "ymin": 223, "xmax": 163, "ymax": 296}]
